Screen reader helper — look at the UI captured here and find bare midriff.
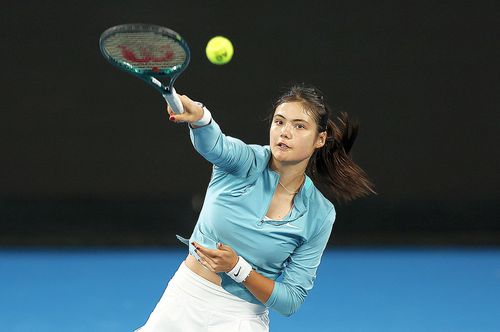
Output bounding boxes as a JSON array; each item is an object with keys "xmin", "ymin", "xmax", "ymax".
[{"xmin": 185, "ymin": 254, "xmax": 222, "ymax": 286}]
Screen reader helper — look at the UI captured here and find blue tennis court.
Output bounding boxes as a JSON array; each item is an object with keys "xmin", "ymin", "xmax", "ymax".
[{"xmin": 1, "ymin": 248, "xmax": 499, "ymax": 331}]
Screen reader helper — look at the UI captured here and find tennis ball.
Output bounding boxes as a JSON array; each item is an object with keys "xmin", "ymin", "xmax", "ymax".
[{"xmin": 205, "ymin": 36, "xmax": 234, "ymax": 65}]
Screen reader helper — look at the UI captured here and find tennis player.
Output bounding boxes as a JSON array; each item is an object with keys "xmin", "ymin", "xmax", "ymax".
[{"xmin": 136, "ymin": 84, "xmax": 375, "ymax": 331}]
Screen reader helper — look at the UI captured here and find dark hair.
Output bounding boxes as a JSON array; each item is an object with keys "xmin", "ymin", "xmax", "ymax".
[{"xmin": 270, "ymin": 83, "xmax": 376, "ymax": 204}]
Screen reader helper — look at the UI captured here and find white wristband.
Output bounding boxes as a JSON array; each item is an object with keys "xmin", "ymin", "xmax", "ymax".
[
  {"xmin": 191, "ymin": 102, "xmax": 212, "ymax": 127},
  {"xmin": 226, "ymin": 256, "xmax": 253, "ymax": 283}
]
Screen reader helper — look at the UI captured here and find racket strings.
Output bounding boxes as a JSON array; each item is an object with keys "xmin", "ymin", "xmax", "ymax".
[{"xmin": 103, "ymin": 32, "xmax": 187, "ymax": 71}]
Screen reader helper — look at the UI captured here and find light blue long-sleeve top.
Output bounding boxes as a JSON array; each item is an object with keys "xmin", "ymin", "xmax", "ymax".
[{"xmin": 177, "ymin": 117, "xmax": 336, "ymax": 317}]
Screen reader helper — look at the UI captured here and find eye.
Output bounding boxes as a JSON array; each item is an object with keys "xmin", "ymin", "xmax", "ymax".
[
  {"xmin": 295, "ymin": 123, "xmax": 306, "ymax": 129},
  {"xmin": 274, "ymin": 119, "xmax": 283, "ymax": 125}
]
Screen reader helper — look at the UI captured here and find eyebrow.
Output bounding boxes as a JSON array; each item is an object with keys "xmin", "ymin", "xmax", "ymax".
[{"xmin": 273, "ymin": 114, "xmax": 310, "ymax": 123}]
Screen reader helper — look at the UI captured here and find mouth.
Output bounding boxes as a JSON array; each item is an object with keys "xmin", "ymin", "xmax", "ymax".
[{"xmin": 276, "ymin": 142, "xmax": 291, "ymax": 150}]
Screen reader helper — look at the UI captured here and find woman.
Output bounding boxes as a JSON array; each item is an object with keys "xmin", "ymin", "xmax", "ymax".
[{"xmin": 136, "ymin": 84, "xmax": 375, "ymax": 331}]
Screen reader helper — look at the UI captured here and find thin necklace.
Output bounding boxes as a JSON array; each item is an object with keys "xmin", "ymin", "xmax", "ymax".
[{"xmin": 278, "ymin": 174, "xmax": 305, "ymax": 195}]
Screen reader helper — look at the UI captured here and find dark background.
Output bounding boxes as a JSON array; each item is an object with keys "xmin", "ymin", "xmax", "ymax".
[{"xmin": 1, "ymin": 0, "xmax": 499, "ymax": 246}]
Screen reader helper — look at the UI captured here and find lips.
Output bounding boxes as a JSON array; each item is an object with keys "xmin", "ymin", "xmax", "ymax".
[{"xmin": 277, "ymin": 142, "xmax": 290, "ymax": 150}]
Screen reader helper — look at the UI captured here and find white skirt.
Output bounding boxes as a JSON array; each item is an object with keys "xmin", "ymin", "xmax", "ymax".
[{"xmin": 135, "ymin": 261, "xmax": 270, "ymax": 332}]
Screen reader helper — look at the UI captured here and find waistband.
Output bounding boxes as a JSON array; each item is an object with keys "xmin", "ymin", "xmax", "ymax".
[{"xmin": 170, "ymin": 261, "xmax": 268, "ymax": 316}]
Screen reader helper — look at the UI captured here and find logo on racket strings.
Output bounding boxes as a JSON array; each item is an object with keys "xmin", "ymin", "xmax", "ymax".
[{"xmin": 118, "ymin": 45, "xmax": 174, "ymax": 63}]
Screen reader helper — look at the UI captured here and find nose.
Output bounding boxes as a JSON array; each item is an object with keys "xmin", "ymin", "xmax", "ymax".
[{"xmin": 280, "ymin": 122, "xmax": 292, "ymax": 138}]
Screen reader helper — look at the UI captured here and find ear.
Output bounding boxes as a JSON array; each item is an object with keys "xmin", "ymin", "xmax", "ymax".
[{"xmin": 315, "ymin": 131, "xmax": 327, "ymax": 149}]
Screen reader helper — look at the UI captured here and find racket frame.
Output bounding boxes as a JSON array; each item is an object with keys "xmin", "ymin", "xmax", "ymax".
[{"xmin": 99, "ymin": 23, "xmax": 190, "ymax": 113}]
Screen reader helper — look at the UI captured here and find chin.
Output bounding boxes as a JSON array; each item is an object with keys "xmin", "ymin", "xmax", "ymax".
[{"xmin": 272, "ymin": 153, "xmax": 294, "ymax": 164}]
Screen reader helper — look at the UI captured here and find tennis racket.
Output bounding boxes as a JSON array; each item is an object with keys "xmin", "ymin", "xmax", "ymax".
[{"xmin": 99, "ymin": 23, "xmax": 190, "ymax": 114}]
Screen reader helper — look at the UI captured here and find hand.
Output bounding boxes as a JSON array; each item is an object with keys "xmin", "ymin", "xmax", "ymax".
[
  {"xmin": 167, "ymin": 94, "xmax": 204, "ymax": 124},
  {"xmin": 192, "ymin": 241, "xmax": 239, "ymax": 273}
]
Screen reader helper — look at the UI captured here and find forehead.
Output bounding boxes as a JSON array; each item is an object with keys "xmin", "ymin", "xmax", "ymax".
[{"xmin": 273, "ymin": 102, "xmax": 313, "ymax": 121}]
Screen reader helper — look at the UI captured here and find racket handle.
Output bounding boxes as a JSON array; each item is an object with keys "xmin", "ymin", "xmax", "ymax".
[{"xmin": 163, "ymin": 88, "xmax": 184, "ymax": 114}]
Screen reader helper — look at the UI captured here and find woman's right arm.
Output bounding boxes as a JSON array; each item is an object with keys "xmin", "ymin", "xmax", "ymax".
[{"xmin": 167, "ymin": 95, "xmax": 264, "ymax": 176}]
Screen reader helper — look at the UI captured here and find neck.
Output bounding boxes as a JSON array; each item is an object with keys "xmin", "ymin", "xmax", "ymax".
[{"xmin": 270, "ymin": 158, "xmax": 307, "ymax": 192}]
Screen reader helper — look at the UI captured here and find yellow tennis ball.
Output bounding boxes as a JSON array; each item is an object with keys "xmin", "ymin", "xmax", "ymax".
[{"xmin": 205, "ymin": 36, "xmax": 234, "ymax": 65}]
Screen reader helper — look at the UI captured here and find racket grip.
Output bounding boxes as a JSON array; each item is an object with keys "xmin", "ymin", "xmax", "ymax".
[{"xmin": 163, "ymin": 88, "xmax": 184, "ymax": 114}]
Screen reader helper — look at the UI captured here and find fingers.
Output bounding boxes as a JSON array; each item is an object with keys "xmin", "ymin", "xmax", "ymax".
[
  {"xmin": 192, "ymin": 242, "xmax": 219, "ymax": 259},
  {"xmin": 196, "ymin": 249, "xmax": 217, "ymax": 272},
  {"xmin": 166, "ymin": 94, "xmax": 204, "ymax": 124},
  {"xmin": 167, "ymin": 106, "xmax": 179, "ymax": 123},
  {"xmin": 192, "ymin": 242, "xmax": 239, "ymax": 273},
  {"xmin": 167, "ymin": 106, "xmax": 174, "ymax": 117},
  {"xmin": 192, "ymin": 242, "xmax": 218, "ymax": 272}
]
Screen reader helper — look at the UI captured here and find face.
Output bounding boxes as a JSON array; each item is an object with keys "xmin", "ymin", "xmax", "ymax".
[{"xmin": 269, "ymin": 101, "xmax": 326, "ymax": 167}]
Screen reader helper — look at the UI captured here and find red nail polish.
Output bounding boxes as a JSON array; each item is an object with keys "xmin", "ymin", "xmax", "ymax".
[{"xmin": 169, "ymin": 116, "xmax": 175, "ymax": 121}]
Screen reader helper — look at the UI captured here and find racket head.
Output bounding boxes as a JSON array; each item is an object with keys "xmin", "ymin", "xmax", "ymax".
[{"xmin": 99, "ymin": 23, "xmax": 190, "ymax": 88}]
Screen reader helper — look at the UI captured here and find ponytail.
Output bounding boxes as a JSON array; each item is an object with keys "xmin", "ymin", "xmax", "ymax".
[{"xmin": 308, "ymin": 112, "xmax": 376, "ymax": 204}]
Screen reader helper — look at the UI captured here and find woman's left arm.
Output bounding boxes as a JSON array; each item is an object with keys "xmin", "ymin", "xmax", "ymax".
[
  {"xmin": 193, "ymin": 207, "xmax": 335, "ymax": 316},
  {"xmin": 263, "ymin": 208, "xmax": 335, "ymax": 316}
]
